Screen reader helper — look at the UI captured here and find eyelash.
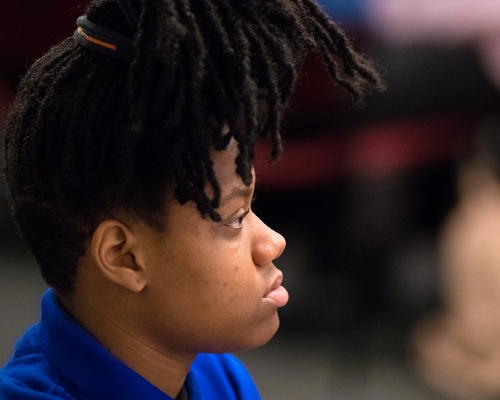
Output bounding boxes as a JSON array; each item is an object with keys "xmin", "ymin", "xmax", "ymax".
[{"xmin": 226, "ymin": 210, "xmax": 250, "ymax": 229}]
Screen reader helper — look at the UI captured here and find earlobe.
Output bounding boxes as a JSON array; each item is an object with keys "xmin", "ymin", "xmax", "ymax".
[{"xmin": 91, "ymin": 220, "xmax": 148, "ymax": 292}]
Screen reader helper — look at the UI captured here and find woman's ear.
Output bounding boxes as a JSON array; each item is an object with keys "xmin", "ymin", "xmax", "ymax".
[{"xmin": 90, "ymin": 220, "xmax": 148, "ymax": 292}]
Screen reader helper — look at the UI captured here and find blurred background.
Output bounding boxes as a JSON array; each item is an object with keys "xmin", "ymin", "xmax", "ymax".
[{"xmin": 2, "ymin": 1, "xmax": 500, "ymax": 399}]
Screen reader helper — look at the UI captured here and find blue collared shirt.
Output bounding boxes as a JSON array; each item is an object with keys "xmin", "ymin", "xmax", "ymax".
[{"xmin": 0, "ymin": 289, "xmax": 261, "ymax": 400}]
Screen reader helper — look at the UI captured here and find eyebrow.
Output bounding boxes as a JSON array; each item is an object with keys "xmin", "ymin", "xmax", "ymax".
[{"xmin": 219, "ymin": 186, "xmax": 253, "ymax": 207}]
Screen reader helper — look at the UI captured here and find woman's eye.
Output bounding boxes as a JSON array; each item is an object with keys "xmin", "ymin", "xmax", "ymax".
[{"xmin": 226, "ymin": 210, "xmax": 249, "ymax": 229}]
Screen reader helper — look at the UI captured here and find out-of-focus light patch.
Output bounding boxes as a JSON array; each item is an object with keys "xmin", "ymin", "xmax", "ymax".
[{"xmin": 365, "ymin": 0, "xmax": 500, "ymax": 46}]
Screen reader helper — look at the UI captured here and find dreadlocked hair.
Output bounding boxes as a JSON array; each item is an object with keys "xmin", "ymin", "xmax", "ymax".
[{"xmin": 4, "ymin": 0, "xmax": 384, "ymax": 295}]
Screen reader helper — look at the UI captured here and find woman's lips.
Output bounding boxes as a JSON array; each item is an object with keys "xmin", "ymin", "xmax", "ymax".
[
  {"xmin": 264, "ymin": 275, "xmax": 289, "ymax": 308},
  {"xmin": 265, "ymin": 285, "xmax": 289, "ymax": 307}
]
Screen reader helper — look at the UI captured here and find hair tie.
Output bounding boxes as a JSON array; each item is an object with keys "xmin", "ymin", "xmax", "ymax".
[{"xmin": 73, "ymin": 16, "xmax": 134, "ymax": 61}]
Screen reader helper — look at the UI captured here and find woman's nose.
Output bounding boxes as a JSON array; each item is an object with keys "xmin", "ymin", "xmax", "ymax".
[{"xmin": 252, "ymin": 215, "xmax": 286, "ymax": 267}]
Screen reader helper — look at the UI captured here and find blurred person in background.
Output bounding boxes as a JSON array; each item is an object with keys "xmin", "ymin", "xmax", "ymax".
[
  {"xmin": 412, "ymin": 132, "xmax": 500, "ymax": 400},
  {"xmin": 327, "ymin": 0, "xmax": 500, "ymax": 398}
]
